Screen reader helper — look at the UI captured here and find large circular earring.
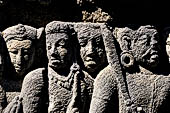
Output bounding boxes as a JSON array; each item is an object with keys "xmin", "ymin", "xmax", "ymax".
[{"xmin": 120, "ymin": 51, "xmax": 134, "ymax": 69}]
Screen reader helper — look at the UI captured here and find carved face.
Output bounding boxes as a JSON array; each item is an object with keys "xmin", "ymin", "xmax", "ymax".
[
  {"xmin": 46, "ymin": 33, "xmax": 72, "ymax": 70},
  {"xmin": 78, "ymin": 32, "xmax": 106, "ymax": 75},
  {"xmin": 166, "ymin": 35, "xmax": 170, "ymax": 59},
  {"xmin": 0, "ymin": 48, "xmax": 4, "ymax": 74},
  {"xmin": 7, "ymin": 40, "xmax": 35, "ymax": 77},
  {"xmin": 132, "ymin": 29, "xmax": 159, "ymax": 67}
]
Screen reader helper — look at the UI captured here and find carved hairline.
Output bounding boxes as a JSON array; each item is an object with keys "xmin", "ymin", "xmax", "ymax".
[
  {"xmin": 74, "ymin": 23, "xmax": 103, "ymax": 39},
  {"xmin": 115, "ymin": 25, "xmax": 158, "ymax": 51},
  {"xmin": 136, "ymin": 25, "xmax": 157, "ymax": 35},
  {"xmin": 117, "ymin": 25, "xmax": 157, "ymax": 40},
  {"xmin": 45, "ymin": 21, "xmax": 75, "ymax": 36}
]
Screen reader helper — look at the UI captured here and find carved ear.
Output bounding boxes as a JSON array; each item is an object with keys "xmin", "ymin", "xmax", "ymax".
[
  {"xmin": 37, "ymin": 27, "xmax": 44, "ymax": 40},
  {"xmin": 121, "ymin": 36, "xmax": 131, "ymax": 51}
]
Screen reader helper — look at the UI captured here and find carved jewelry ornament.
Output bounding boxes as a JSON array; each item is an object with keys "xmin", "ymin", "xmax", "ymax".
[{"xmin": 121, "ymin": 51, "xmax": 134, "ymax": 69}]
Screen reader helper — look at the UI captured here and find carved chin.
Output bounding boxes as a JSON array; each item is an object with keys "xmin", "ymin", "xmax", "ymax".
[
  {"xmin": 148, "ymin": 55, "xmax": 159, "ymax": 67},
  {"xmin": 85, "ymin": 61, "xmax": 97, "ymax": 72},
  {"xmin": 51, "ymin": 60, "xmax": 61, "ymax": 65},
  {"xmin": 49, "ymin": 60, "xmax": 67, "ymax": 69},
  {"xmin": 15, "ymin": 69, "xmax": 25, "ymax": 76}
]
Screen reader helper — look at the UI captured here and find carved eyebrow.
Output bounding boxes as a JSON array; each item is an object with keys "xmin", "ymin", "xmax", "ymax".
[
  {"xmin": 8, "ymin": 48, "xmax": 17, "ymax": 51},
  {"xmin": 56, "ymin": 38, "xmax": 68, "ymax": 43}
]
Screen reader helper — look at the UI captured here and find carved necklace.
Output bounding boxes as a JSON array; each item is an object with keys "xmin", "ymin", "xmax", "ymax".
[{"xmin": 48, "ymin": 63, "xmax": 80, "ymax": 89}]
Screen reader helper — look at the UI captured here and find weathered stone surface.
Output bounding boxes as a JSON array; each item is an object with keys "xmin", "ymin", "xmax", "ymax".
[
  {"xmin": 74, "ymin": 23, "xmax": 108, "ymax": 78},
  {"xmin": 1, "ymin": 13, "xmax": 170, "ymax": 113},
  {"xmin": 0, "ymin": 24, "xmax": 44, "ymax": 112}
]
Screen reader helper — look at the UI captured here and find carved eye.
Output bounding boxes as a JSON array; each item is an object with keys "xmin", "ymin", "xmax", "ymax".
[
  {"xmin": 24, "ymin": 55, "xmax": 29, "ymax": 61},
  {"xmin": 96, "ymin": 37, "xmax": 101, "ymax": 44},
  {"xmin": 24, "ymin": 49, "xmax": 28, "ymax": 54},
  {"xmin": 10, "ymin": 49, "xmax": 18, "ymax": 54},
  {"xmin": 47, "ymin": 45, "xmax": 51, "ymax": 50},
  {"xmin": 58, "ymin": 39, "xmax": 66, "ymax": 46}
]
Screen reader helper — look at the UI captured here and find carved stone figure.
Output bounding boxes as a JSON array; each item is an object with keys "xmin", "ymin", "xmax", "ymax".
[
  {"xmin": 45, "ymin": 21, "xmax": 94, "ymax": 113},
  {"xmin": 118, "ymin": 26, "xmax": 161, "ymax": 113},
  {"xmin": 0, "ymin": 24, "xmax": 44, "ymax": 112},
  {"xmin": 164, "ymin": 28, "xmax": 170, "ymax": 63},
  {"xmin": 89, "ymin": 25, "xmax": 132, "ymax": 113},
  {"xmin": 2, "ymin": 24, "xmax": 44, "ymax": 78},
  {"xmin": 74, "ymin": 23, "xmax": 108, "ymax": 78},
  {"xmin": 4, "ymin": 21, "xmax": 94, "ymax": 113},
  {"xmin": 89, "ymin": 25, "xmax": 170, "ymax": 113}
]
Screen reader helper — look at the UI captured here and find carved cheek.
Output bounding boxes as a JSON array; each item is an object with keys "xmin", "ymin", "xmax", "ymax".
[
  {"xmin": 96, "ymin": 47, "xmax": 104, "ymax": 57},
  {"xmin": 0, "ymin": 55, "xmax": 2, "ymax": 65},
  {"xmin": 48, "ymin": 45, "xmax": 56, "ymax": 56},
  {"xmin": 80, "ymin": 47, "xmax": 86, "ymax": 60},
  {"xmin": 59, "ymin": 48, "xmax": 67, "ymax": 57},
  {"xmin": 166, "ymin": 45, "xmax": 170, "ymax": 56},
  {"xmin": 9, "ymin": 52, "xmax": 17, "ymax": 63},
  {"xmin": 56, "ymin": 47, "xmax": 67, "ymax": 60},
  {"xmin": 24, "ymin": 55, "xmax": 29, "ymax": 61}
]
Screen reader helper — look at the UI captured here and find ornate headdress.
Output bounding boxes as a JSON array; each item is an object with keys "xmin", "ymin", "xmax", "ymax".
[
  {"xmin": 45, "ymin": 21, "xmax": 74, "ymax": 35},
  {"xmin": 74, "ymin": 23, "xmax": 102, "ymax": 40},
  {"xmin": 2, "ymin": 24, "xmax": 39, "ymax": 42}
]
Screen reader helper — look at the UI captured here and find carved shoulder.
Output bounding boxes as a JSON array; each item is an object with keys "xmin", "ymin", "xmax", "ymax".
[
  {"xmin": 21, "ymin": 68, "xmax": 46, "ymax": 93},
  {"xmin": 20, "ymin": 68, "xmax": 48, "ymax": 113},
  {"xmin": 93, "ymin": 65, "xmax": 117, "ymax": 100}
]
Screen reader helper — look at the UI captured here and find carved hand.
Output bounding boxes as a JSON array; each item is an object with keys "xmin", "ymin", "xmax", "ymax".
[{"xmin": 3, "ymin": 96, "xmax": 22, "ymax": 113}]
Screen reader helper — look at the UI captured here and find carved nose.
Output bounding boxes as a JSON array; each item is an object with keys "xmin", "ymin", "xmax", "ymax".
[
  {"xmin": 86, "ymin": 41, "xmax": 95, "ymax": 55},
  {"xmin": 150, "ymin": 40, "xmax": 158, "ymax": 45},
  {"xmin": 0, "ymin": 55, "xmax": 2, "ymax": 65},
  {"xmin": 16, "ymin": 50, "xmax": 22, "ymax": 65},
  {"xmin": 50, "ymin": 46, "xmax": 58, "ymax": 55}
]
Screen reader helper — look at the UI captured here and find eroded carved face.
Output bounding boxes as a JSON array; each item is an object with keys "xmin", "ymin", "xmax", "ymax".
[
  {"xmin": 0, "ymin": 50, "xmax": 4, "ymax": 74},
  {"xmin": 132, "ymin": 28, "xmax": 159, "ymax": 67},
  {"xmin": 166, "ymin": 35, "xmax": 170, "ymax": 60},
  {"xmin": 78, "ymin": 32, "xmax": 106, "ymax": 75},
  {"xmin": 46, "ymin": 33, "xmax": 72, "ymax": 70},
  {"xmin": 7, "ymin": 39, "xmax": 35, "ymax": 77}
]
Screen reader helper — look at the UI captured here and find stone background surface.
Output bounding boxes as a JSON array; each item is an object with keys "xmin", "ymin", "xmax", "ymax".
[{"xmin": 0, "ymin": 0, "xmax": 170, "ymax": 30}]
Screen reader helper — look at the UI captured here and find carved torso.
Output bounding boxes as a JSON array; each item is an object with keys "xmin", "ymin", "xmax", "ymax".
[
  {"xmin": 48, "ymin": 67, "xmax": 93, "ymax": 113},
  {"xmin": 119, "ymin": 72, "xmax": 170, "ymax": 113}
]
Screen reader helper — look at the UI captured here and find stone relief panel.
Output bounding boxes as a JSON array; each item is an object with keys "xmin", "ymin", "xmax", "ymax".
[{"xmin": 1, "ymin": 21, "xmax": 170, "ymax": 113}]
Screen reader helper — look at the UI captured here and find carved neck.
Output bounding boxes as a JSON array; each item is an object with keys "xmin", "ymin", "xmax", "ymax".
[
  {"xmin": 49, "ymin": 65, "xmax": 71, "ymax": 77},
  {"xmin": 48, "ymin": 63, "xmax": 80, "ymax": 89}
]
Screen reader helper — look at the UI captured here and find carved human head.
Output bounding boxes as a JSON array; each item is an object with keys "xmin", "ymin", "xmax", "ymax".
[
  {"xmin": 2, "ymin": 24, "xmax": 44, "ymax": 77},
  {"xmin": 116, "ymin": 25, "xmax": 160, "ymax": 68},
  {"xmin": 45, "ymin": 21, "xmax": 74, "ymax": 71},
  {"xmin": 163, "ymin": 27, "xmax": 170, "ymax": 62},
  {"xmin": 75, "ymin": 23, "xmax": 107, "ymax": 77},
  {"xmin": 133, "ymin": 25, "xmax": 159, "ymax": 67}
]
